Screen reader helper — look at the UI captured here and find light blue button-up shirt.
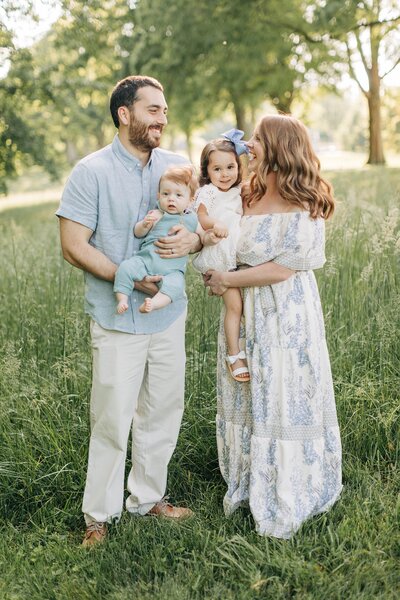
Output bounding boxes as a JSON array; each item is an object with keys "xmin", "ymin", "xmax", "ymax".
[{"xmin": 56, "ymin": 135, "xmax": 189, "ymax": 334}]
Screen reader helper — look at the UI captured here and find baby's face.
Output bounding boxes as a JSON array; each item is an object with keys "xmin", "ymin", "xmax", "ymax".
[{"xmin": 158, "ymin": 179, "xmax": 191, "ymax": 214}]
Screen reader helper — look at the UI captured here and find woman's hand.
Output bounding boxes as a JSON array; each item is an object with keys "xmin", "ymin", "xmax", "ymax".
[
  {"xmin": 155, "ymin": 225, "xmax": 200, "ymax": 258},
  {"xmin": 203, "ymin": 269, "xmax": 229, "ymax": 296}
]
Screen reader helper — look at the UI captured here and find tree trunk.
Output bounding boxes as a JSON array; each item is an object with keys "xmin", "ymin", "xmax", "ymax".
[
  {"xmin": 233, "ymin": 100, "xmax": 251, "ymax": 137},
  {"xmin": 184, "ymin": 129, "xmax": 193, "ymax": 163},
  {"xmin": 274, "ymin": 94, "xmax": 293, "ymax": 114},
  {"xmin": 367, "ymin": 90, "xmax": 385, "ymax": 165},
  {"xmin": 367, "ymin": 25, "xmax": 385, "ymax": 165},
  {"xmin": 65, "ymin": 140, "xmax": 79, "ymax": 165}
]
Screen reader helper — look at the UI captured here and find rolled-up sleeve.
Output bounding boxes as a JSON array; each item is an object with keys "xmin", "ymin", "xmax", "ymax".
[{"xmin": 56, "ymin": 162, "xmax": 99, "ymax": 231}]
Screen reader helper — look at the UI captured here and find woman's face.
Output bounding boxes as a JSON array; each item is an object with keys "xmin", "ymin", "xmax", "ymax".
[{"xmin": 246, "ymin": 128, "xmax": 264, "ymax": 172}]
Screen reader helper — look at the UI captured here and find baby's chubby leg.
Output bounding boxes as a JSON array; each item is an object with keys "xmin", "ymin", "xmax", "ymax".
[
  {"xmin": 113, "ymin": 256, "xmax": 148, "ymax": 314},
  {"xmin": 139, "ymin": 291, "xmax": 171, "ymax": 313},
  {"xmin": 140, "ymin": 271, "xmax": 184, "ymax": 314},
  {"xmin": 116, "ymin": 292, "xmax": 129, "ymax": 314}
]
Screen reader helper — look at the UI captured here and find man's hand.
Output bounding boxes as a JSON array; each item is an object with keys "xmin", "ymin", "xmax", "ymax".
[
  {"xmin": 154, "ymin": 224, "xmax": 200, "ymax": 258},
  {"xmin": 134, "ymin": 275, "xmax": 162, "ymax": 296}
]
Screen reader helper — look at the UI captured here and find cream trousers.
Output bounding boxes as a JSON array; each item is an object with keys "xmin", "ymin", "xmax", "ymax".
[{"xmin": 82, "ymin": 312, "xmax": 186, "ymax": 524}]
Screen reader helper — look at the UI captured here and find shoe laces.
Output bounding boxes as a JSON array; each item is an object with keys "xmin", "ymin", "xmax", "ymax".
[
  {"xmin": 86, "ymin": 521, "xmax": 105, "ymax": 533},
  {"xmin": 157, "ymin": 495, "xmax": 173, "ymax": 508}
]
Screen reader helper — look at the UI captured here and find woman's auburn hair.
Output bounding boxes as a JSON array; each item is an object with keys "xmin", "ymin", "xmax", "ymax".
[{"xmin": 242, "ymin": 114, "xmax": 335, "ymax": 219}]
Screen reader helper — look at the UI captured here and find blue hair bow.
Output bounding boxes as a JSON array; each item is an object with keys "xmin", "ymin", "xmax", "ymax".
[{"xmin": 221, "ymin": 128, "xmax": 249, "ymax": 156}]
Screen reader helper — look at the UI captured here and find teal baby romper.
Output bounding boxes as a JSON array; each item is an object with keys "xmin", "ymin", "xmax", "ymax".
[{"xmin": 114, "ymin": 210, "xmax": 198, "ymax": 302}]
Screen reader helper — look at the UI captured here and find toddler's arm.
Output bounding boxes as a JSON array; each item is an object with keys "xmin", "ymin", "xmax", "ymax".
[
  {"xmin": 197, "ymin": 204, "xmax": 228, "ymax": 239},
  {"xmin": 134, "ymin": 209, "xmax": 163, "ymax": 238}
]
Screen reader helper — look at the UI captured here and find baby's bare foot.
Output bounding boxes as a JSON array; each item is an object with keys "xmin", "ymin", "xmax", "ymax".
[
  {"xmin": 117, "ymin": 302, "xmax": 129, "ymax": 314},
  {"xmin": 139, "ymin": 298, "xmax": 153, "ymax": 313}
]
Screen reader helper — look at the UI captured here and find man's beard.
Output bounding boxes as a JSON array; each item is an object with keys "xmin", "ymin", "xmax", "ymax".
[{"xmin": 128, "ymin": 112, "xmax": 162, "ymax": 152}]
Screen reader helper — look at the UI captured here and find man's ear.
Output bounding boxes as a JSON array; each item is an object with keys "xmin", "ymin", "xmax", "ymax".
[{"xmin": 117, "ymin": 106, "xmax": 130, "ymax": 126}]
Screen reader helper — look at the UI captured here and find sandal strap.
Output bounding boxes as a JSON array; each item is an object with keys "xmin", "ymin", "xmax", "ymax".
[
  {"xmin": 226, "ymin": 350, "xmax": 247, "ymax": 364},
  {"xmin": 231, "ymin": 366, "xmax": 250, "ymax": 377}
]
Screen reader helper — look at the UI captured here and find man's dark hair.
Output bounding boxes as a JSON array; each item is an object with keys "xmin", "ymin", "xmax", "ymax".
[{"xmin": 109, "ymin": 75, "xmax": 164, "ymax": 128}]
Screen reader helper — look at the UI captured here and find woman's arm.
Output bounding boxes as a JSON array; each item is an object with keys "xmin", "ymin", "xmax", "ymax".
[{"xmin": 204, "ymin": 262, "xmax": 294, "ymax": 295}]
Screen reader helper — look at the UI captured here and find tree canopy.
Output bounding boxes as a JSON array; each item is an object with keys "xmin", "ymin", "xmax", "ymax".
[{"xmin": 0, "ymin": 0, "xmax": 399, "ymax": 192}]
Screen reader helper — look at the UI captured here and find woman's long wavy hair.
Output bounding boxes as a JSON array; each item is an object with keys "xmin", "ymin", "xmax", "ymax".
[{"xmin": 242, "ymin": 115, "xmax": 335, "ymax": 219}]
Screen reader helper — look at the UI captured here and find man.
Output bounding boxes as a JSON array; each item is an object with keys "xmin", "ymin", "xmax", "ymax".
[{"xmin": 57, "ymin": 75, "xmax": 201, "ymax": 547}]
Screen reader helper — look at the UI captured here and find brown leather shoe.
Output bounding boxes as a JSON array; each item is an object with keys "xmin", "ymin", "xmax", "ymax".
[
  {"xmin": 82, "ymin": 522, "xmax": 107, "ymax": 547},
  {"xmin": 146, "ymin": 497, "xmax": 193, "ymax": 520}
]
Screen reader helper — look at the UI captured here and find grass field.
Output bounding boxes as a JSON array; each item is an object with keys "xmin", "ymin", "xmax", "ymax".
[{"xmin": 0, "ymin": 168, "xmax": 399, "ymax": 599}]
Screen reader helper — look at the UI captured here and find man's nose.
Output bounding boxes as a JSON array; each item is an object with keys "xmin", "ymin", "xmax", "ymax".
[{"xmin": 159, "ymin": 113, "xmax": 168, "ymax": 125}]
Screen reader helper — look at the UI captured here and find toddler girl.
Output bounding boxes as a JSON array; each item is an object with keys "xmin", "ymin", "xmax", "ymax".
[{"xmin": 192, "ymin": 130, "xmax": 249, "ymax": 382}]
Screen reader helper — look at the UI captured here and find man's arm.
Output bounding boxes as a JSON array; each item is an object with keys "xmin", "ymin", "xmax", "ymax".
[
  {"xmin": 59, "ymin": 218, "xmax": 160, "ymax": 294},
  {"xmin": 59, "ymin": 217, "xmax": 117, "ymax": 281}
]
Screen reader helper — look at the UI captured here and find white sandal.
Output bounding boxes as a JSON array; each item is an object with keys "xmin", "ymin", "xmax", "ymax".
[{"xmin": 226, "ymin": 350, "xmax": 250, "ymax": 383}]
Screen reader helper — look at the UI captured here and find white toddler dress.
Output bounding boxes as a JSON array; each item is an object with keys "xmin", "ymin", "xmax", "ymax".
[{"xmin": 192, "ymin": 183, "xmax": 242, "ymax": 273}]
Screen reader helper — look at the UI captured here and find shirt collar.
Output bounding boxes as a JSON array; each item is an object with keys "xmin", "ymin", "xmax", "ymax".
[{"xmin": 112, "ymin": 134, "xmax": 155, "ymax": 171}]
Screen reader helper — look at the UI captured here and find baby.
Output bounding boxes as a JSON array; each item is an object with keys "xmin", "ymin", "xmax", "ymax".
[{"xmin": 114, "ymin": 165, "xmax": 201, "ymax": 314}]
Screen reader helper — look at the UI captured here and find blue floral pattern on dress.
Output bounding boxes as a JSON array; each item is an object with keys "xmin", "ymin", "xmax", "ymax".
[{"xmin": 216, "ymin": 212, "xmax": 342, "ymax": 539}]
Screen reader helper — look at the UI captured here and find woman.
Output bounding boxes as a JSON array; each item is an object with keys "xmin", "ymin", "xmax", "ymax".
[{"xmin": 204, "ymin": 114, "xmax": 342, "ymax": 539}]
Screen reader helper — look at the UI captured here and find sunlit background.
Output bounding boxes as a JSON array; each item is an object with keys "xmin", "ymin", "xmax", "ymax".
[{"xmin": 1, "ymin": 0, "xmax": 400, "ymax": 202}]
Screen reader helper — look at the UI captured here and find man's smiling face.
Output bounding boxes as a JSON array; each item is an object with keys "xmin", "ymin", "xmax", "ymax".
[{"xmin": 127, "ymin": 86, "xmax": 168, "ymax": 152}]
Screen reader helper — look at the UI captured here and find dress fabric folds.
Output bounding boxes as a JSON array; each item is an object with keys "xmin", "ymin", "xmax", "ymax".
[{"xmin": 216, "ymin": 212, "xmax": 342, "ymax": 539}]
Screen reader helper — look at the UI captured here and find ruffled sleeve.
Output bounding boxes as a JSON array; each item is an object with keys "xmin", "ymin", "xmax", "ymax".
[
  {"xmin": 273, "ymin": 214, "xmax": 326, "ymax": 271},
  {"xmin": 193, "ymin": 184, "xmax": 217, "ymax": 214},
  {"xmin": 237, "ymin": 212, "xmax": 326, "ymax": 271}
]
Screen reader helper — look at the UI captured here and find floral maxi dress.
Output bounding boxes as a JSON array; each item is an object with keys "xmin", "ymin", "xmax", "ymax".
[{"xmin": 216, "ymin": 212, "xmax": 342, "ymax": 539}]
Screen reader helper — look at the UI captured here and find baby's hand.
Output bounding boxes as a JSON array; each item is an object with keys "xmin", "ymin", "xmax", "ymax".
[
  {"xmin": 213, "ymin": 222, "xmax": 229, "ymax": 238},
  {"xmin": 143, "ymin": 210, "xmax": 160, "ymax": 228}
]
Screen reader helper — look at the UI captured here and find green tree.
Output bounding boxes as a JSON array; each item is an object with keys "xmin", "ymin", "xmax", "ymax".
[
  {"xmin": 310, "ymin": 0, "xmax": 400, "ymax": 164},
  {"xmin": 132, "ymin": 0, "xmax": 312, "ymax": 138},
  {"xmin": 0, "ymin": 1, "xmax": 61, "ymax": 193}
]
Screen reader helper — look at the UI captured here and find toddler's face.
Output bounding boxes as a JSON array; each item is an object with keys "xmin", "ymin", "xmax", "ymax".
[
  {"xmin": 207, "ymin": 150, "xmax": 239, "ymax": 191},
  {"xmin": 158, "ymin": 179, "xmax": 191, "ymax": 214}
]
